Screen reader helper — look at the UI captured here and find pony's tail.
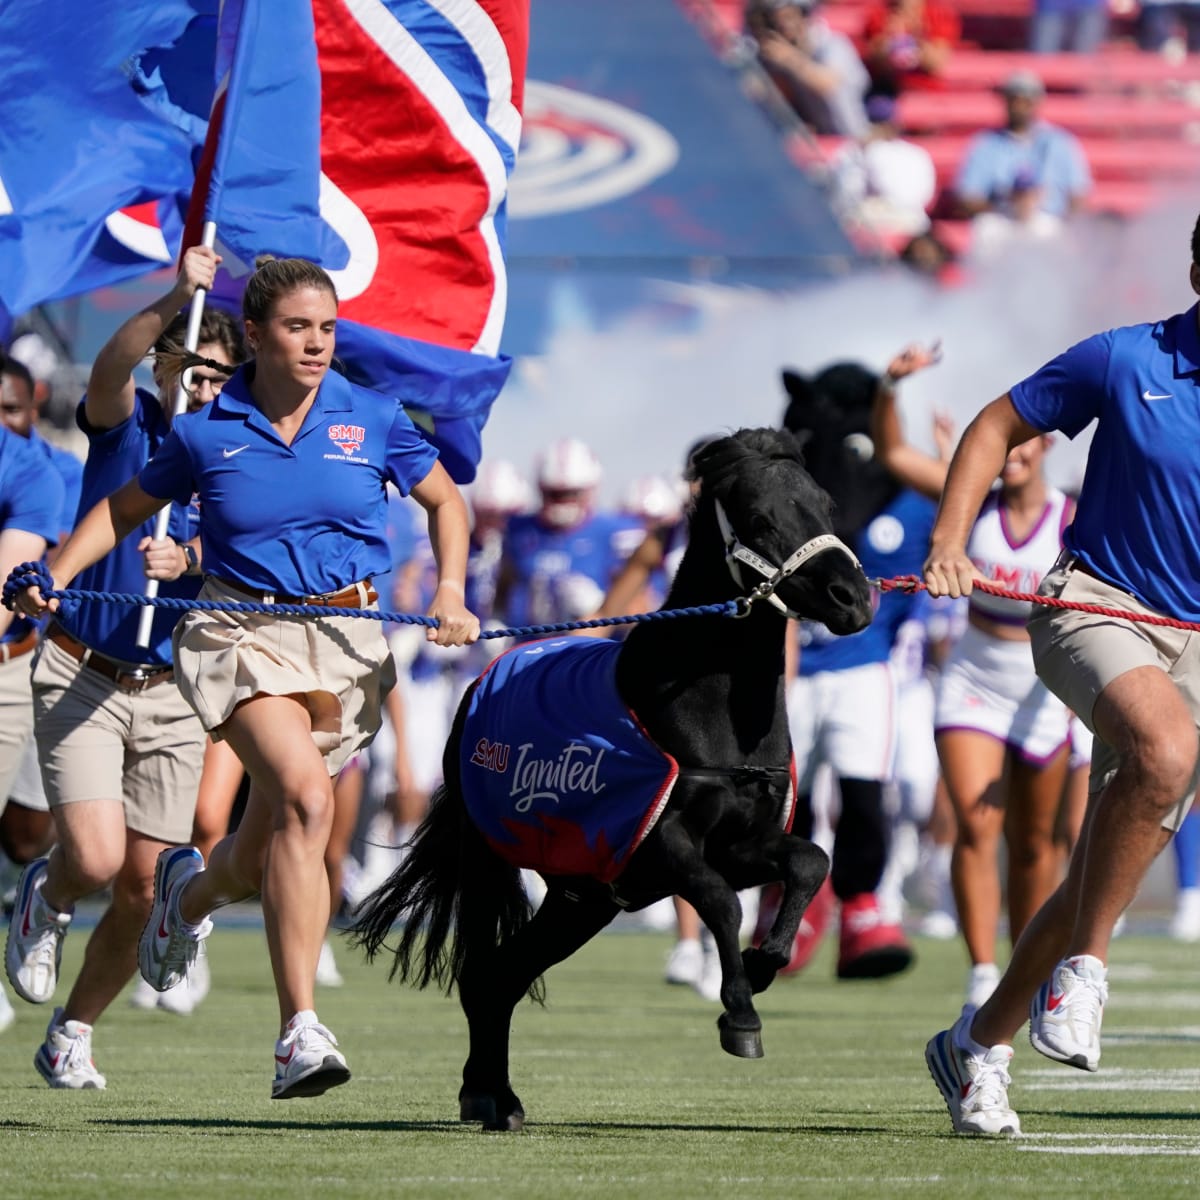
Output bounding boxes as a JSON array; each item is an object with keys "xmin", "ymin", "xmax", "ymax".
[{"xmin": 350, "ymin": 704, "xmax": 539, "ymax": 997}]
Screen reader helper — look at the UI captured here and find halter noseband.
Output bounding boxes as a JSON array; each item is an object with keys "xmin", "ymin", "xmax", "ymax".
[{"xmin": 713, "ymin": 498, "xmax": 861, "ymax": 618}]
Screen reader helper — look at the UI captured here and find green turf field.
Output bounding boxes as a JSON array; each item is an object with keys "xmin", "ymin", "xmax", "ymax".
[{"xmin": 3, "ymin": 922, "xmax": 1200, "ymax": 1199}]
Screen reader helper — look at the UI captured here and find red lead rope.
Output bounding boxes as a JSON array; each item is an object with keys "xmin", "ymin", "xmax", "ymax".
[{"xmin": 875, "ymin": 575, "xmax": 1200, "ymax": 634}]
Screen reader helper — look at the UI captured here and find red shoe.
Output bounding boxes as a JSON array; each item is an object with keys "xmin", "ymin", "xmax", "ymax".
[
  {"xmin": 836, "ymin": 892, "xmax": 914, "ymax": 980},
  {"xmin": 755, "ymin": 877, "xmax": 834, "ymax": 977}
]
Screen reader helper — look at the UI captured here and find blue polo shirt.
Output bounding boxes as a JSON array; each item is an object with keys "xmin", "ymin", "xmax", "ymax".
[
  {"xmin": 1010, "ymin": 305, "xmax": 1200, "ymax": 621},
  {"xmin": 139, "ymin": 365, "xmax": 439, "ymax": 596},
  {"xmin": 58, "ymin": 390, "xmax": 201, "ymax": 665},
  {"xmin": 1, "ymin": 426, "xmax": 63, "ymax": 647},
  {"xmin": 28, "ymin": 429, "xmax": 84, "ymax": 536},
  {"xmin": 797, "ymin": 488, "xmax": 935, "ymax": 674}
]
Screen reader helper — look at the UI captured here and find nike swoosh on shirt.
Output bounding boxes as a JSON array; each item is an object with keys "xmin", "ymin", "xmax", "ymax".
[
  {"xmin": 1142, "ymin": 389, "xmax": 1173, "ymax": 401},
  {"xmin": 222, "ymin": 445, "xmax": 250, "ymax": 458}
]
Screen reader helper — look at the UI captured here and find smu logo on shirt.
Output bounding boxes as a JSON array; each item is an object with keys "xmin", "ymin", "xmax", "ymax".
[
  {"xmin": 328, "ymin": 423, "xmax": 366, "ymax": 455},
  {"xmin": 973, "ymin": 558, "xmax": 1042, "ymax": 594},
  {"xmin": 470, "ymin": 737, "xmax": 511, "ymax": 773}
]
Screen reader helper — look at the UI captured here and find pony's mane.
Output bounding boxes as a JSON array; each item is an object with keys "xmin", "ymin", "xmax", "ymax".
[{"xmin": 689, "ymin": 427, "xmax": 806, "ymax": 497}]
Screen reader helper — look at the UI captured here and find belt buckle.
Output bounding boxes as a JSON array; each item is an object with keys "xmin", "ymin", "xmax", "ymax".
[{"xmin": 117, "ymin": 666, "xmax": 165, "ymax": 692}]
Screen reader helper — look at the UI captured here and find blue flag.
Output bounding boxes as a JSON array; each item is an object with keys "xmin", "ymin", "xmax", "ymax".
[
  {"xmin": 0, "ymin": 1, "xmax": 215, "ymax": 314},
  {"xmin": 192, "ymin": 0, "xmax": 529, "ymax": 481}
]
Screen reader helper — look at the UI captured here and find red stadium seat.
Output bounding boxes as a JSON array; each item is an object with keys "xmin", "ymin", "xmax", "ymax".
[
  {"xmin": 937, "ymin": 47, "xmax": 1200, "ymax": 93},
  {"xmin": 897, "ymin": 90, "xmax": 1200, "ymax": 136}
]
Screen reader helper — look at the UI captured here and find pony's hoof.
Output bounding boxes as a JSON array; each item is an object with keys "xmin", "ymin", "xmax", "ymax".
[
  {"xmin": 486, "ymin": 1109, "xmax": 526, "ymax": 1133},
  {"xmin": 718, "ymin": 1015, "xmax": 764, "ymax": 1059},
  {"xmin": 460, "ymin": 1090, "xmax": 526, "ymax": 1131}
]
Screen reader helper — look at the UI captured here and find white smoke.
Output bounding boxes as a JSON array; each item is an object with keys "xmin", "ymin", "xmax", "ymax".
[{"xmin": 486, "ymin": 200, "xmax": 1197, "ymax": 501}]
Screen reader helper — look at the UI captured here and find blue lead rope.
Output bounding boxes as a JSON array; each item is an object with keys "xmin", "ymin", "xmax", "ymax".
[
  {"xmin": 37, "ymin": 589, "xmax": 739, "ymax": 640},
  {"xmin": 1, "ymin": 563, "xmax": 740, "ymax": 641}
]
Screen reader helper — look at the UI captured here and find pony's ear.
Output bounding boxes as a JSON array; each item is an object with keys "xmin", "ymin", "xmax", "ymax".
[{"xmin": 781, "ymin": 370, "xmax": 819, "ymax": 435}]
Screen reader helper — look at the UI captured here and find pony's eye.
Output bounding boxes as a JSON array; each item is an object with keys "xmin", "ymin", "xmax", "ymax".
[{"xmin": 844, "ymin": 432, "xmax": 874, "ymax": 462}]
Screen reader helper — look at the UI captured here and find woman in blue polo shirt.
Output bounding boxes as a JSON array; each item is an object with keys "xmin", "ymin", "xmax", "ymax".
[{"xmin": 14, "ymin": 256, "xmax": 478, "ymax": 1100}]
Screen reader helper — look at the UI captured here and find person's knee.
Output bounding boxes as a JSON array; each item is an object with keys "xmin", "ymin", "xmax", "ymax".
[
  {"xmin": 274, "ymin": 779, "xmax": 335, "ymax": 841},
  {"xmin": 59, "ymin": 845, "xmax": 123, "ymax": 896},
  {"xmin": 953, "ymin": 806, "xmax": 998, "ymax": 852},
  {"xmin": 1133, "ymin": 726, "xmax": 1199, "ymax": 809},
  {"xmin": 110, "ymin": 865, "xmax": 156, "ymax": 921},
  {"xmin": 1006, "ymin": 833, "xmax": 1056, "ymax": 870}
]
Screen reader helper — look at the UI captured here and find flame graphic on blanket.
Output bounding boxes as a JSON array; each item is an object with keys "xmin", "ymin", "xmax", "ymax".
[{"xmin": 488, "ymin": 812, "xmax": 620, "ymax": 880}]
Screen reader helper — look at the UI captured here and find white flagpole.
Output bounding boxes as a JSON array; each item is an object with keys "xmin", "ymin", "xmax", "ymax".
[{"xmin": 135, "ymin": 219, "xmax": 219, "ymax": 648}]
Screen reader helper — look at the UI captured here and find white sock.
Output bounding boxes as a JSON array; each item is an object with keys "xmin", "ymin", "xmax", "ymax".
[
  {"xmin": 286, "ymin": 1009, "xmax": 318, "ymax": 1034},
  {"xmin": 955, "ymin": 1014, "xmax": 991, "ymax": 1058}
]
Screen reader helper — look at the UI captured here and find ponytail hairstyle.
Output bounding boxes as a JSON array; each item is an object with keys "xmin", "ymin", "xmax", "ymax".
[
  {"xmin": 242, "ymin": 254, "xmax": 338, "ymax": 325},
  {"xmin": 153, "ymin": 307, "xmax": 246, "ymax": 385}
]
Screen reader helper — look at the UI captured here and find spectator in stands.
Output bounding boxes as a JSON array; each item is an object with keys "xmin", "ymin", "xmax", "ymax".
[
  {"xmin": 1029, "ymin": 0, "xmax": 1109, "ymax": 54},
  {"xmin": 746, "ymin": 0, "xmax": 870, "ymax": 137},
  {"xmin": 954, "ymin": 71, "xmax": 1091, "ymax": 224},
  {"xmin": 860, "ymin": 0, "xmax": 961, "ymax": 94},
  {"xmin": 969, "ymin": 167, "xmax": 1068, "ymax": 261},
  {"xmin": 1137, "ymin": 1, "xmax": 1200, "ymax": 55},
  {"xmin": 831, "ymin": 93, "xmax": 937, "ymax": 243}
]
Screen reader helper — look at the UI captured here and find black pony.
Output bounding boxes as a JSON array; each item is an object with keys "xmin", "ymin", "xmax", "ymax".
[{"xmin": 352, "ymin": 427, "xmax": 874, "ymax": 1130}]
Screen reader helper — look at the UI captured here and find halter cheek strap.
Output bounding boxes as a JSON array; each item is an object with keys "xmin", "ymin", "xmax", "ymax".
[{"xmin": 713, "ymin": 499, "xmax": 862, "ymax": 618}]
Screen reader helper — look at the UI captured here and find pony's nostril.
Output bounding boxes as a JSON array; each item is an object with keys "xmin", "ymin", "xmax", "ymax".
[{"xmin": 828, "ymin": 582, "xmax": 858, "ymax": 609}]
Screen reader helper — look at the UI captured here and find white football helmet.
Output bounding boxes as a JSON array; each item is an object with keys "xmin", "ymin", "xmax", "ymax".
[
  {"xmin": 471, "ymin": 459, "xmax": 532, "ymax": 517},
  {"xmin": 536, "ymin": 438, "xmax": 602, "ymax": 529},
  {"xmin": 621, "ymin": 475, "xmax": 683, "ymax": 524}
]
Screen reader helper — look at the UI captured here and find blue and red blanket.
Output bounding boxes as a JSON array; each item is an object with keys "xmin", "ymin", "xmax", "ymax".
[{"xmin": 460, "ymin": 638, "xmax": 679, "ymax": 883}]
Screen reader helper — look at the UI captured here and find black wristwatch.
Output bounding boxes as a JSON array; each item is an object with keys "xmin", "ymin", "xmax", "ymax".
[{"xmin": 179, "ymin": 541, "xmax": 200, "ymax": 575}]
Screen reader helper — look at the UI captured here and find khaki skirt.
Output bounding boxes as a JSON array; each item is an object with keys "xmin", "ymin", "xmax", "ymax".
[{"xmin": 172, "ymin": 577, "xmax": 396, "ymax": 776}]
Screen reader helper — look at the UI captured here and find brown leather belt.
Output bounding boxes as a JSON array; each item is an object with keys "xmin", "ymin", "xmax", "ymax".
[
  {"xmin": 216, "ymin": 577, "xmax": 377, "ymax": 608},
  {"xmin": 0, "ymin": 629, "xmax": 39, "ymax": 663},
  {"xmin": 47, "ymin": 625, "xmax": 175, "ymax": 692}
]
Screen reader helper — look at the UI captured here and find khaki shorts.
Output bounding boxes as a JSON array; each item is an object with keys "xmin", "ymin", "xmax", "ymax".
[
  {"xmin": 172, "ymin": 578, "xmax": 396, "ymax": 776},
  {"xmin": 31, "ymin": 636, "xmax": 205, "ymax": 843},
  {"xmin": 1028, "ymin": 555, "xmax": 1200, "ymax": 832},
  {"xmin": 0, "ymin": 648, "xmax": 36, "ymax": 802}
]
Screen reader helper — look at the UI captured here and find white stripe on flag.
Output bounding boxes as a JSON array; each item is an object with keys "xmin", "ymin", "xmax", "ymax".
[
  {"xmin": 344, "ymin": 0, "xmax": 510, "ymax": 357},
  {"xmin": 424, "ymin": 0, "xmax": 522, "ymax": 153}
]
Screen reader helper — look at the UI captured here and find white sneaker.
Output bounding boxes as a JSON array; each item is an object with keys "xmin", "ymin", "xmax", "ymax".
[
  {"xmin": 272, "ymin": 1010, "xmax": 351, "ymax": 1099},
  {"xmin": 158, "ymin": 952, "xmax": 211, "ymax": 1015},
  {"xmin": 0, "ymin": 981, "xmax": 14, "ymax": 1033},
  {"xmin": 5, "ymin": 858, "xmax": 71, "ymax": 1003},
  {"xmin": 664, "ymin": 938, "xmax": 703, "ymax": 986},
  {"xmin": 128, "ymin": 976, "xmax": 159, "ymax": 1011},
  {"xmin": 139, "ymin": 847, "xmax": 212, "ymax": 992},
  {"xmin": 694, "ymin": 929, "xmax": 723, "ymax": 1003},
  {"xmin": 925, "ymin": 1013, "xmax": 1020, "ymax": 1135},
  {"xmin": 964, "ymin": 963, "xmax": 1001, "ymax": 1016},
  {"xmin": 918, "ymin": 909, "xmax": 958, "ymax": 940},
  {"xmin": 1170, "ymin": 887, "xmax": 1200, "ymax": 942},
  {"xmin": 315, "ymin": 939, "xmax": 344, "ymax": 988},
  {"xmin": 34, "ymin": 1007, "xmax": 106, "ymax": 1089},
  {"xmin": 1029, "ymin": 954, "xmax": 1107, "ymax": 1072}
]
